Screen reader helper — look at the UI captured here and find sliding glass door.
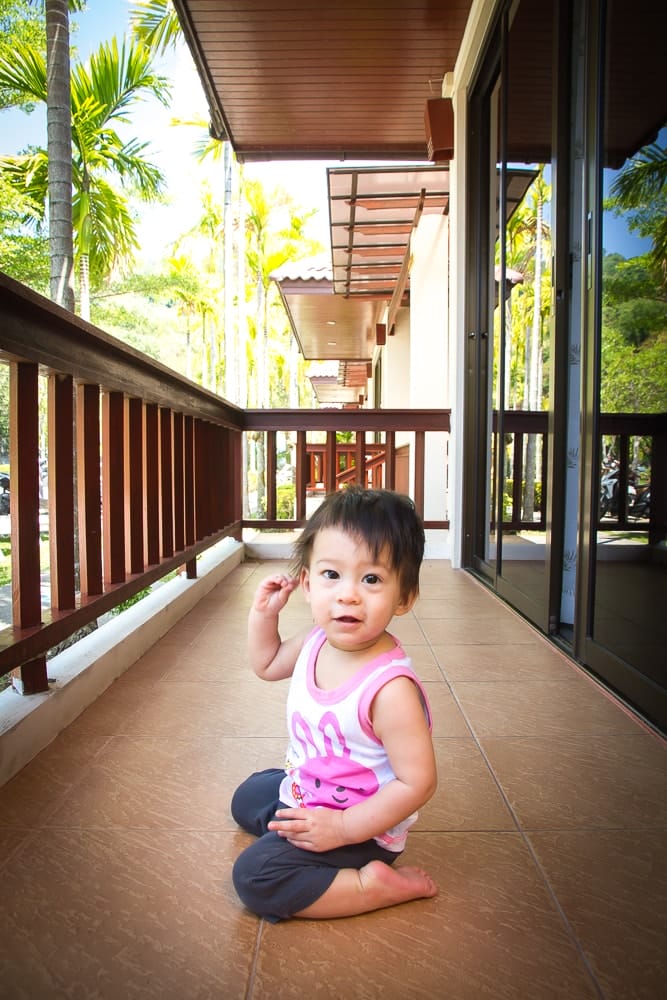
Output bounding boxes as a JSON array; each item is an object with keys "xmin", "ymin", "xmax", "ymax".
[{"xmin": 464, "ymin": 0, "xmax": 555, "ymax": 632}]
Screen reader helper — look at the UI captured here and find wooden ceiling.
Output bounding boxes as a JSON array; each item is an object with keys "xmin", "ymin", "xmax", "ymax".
[
  {"xmin": 271, "ymin": 254, "xmax": 384, "ymax": 365},
  {"xmin": 170, "ymin": 0, "xmax": 473, "ymax": 162},
  {"xmin": 328, "ymin": 166, "xmax": 450, "ymax": 301}
]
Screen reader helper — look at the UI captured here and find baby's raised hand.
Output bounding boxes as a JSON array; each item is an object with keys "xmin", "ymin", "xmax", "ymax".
[{"xmin": 252, "ymin": 573, "xmax": 299, "ymax": 616}]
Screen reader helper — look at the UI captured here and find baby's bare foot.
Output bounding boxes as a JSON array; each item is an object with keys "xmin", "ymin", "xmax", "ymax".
[{"xmin": 358, "ymin": 860, "xmax": 438, "ymax": 907}]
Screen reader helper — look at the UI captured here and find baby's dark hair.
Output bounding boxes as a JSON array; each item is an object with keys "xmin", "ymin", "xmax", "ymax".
[{"xmin": 291, "ymin": 486, "xmax": 425, "ymax": 602}]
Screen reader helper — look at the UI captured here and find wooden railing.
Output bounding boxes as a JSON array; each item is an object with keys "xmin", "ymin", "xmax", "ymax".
[
  {"xmin": 0, "ymin": 273, "xmax": 450, "ymax": 693},
  {"xmin": 243, "ymin": 409, "xmax": 450, "ymax": 532},
  {"xmin": 597, "ymin": 412, "xmax": 666, "ymax": 540},
  {"xmin": 491, "ymin": 410, "xmax": 549, "ymax": 530},
  {"xmin": 1, "ymin": 273, "xmax": 244, "ymax": 693},
  {"xmin": 489, "ymin": 409, "xmax": 665, "ymax": 537}
]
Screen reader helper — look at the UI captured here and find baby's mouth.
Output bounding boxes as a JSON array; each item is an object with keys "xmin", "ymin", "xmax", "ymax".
[{"xmin": 336, "ymin": 615, "xmax": 360, "ymax": 624}]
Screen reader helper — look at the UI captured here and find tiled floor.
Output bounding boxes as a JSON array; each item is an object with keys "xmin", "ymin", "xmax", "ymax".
[{"xmin": 0, "ymin": 558, "xmax": 665, "ymax": 999}]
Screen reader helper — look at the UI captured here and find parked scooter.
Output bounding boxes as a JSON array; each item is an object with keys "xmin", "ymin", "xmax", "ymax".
[
  {"xmin": 599, "ymin": 461, "xmax": 622, "ymax": 517},
  {"xmin": 630, "ymin": 482, "xmax": 651, "ymax": 519},
  {"xmin": 0, "ymin": 473, "xmax": 9, "ymax": 516},
  {"xmin": 599, "ymin": 461, "xmax": 650, "ymax": 519}
]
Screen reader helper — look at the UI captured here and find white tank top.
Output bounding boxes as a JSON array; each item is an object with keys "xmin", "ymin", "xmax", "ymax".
[{"xmin": 279, "ymin": 627, "xmax": 432, "ymax": 852}]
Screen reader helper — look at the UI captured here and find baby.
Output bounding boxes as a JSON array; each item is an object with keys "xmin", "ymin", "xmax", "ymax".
[{"xmin": 231, "ymin": 486, "xmax": 437, "ymax": 921}]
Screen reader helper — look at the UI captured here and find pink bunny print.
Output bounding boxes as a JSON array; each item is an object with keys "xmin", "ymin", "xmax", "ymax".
[{"xmin": 290, "ymin": 711, "xmax": 380, "ymax": 808}]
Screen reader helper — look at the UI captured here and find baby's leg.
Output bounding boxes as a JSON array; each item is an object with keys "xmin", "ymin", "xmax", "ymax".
[
  {"xmin": 232, "ymin": 832, "xmax": 436, "ymax": 922},
  {"xmin": 231, "ymin": 768, "xmax": 284, "ymax": 836},
  {"xmin": 293, "ymin": 861, "xmax": 437, "ymax": 919}
]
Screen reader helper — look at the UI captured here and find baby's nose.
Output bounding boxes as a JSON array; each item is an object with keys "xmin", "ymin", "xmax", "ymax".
[{"xmin": 337, "ymin": 580, "xmax": 360, "ymax": 602}]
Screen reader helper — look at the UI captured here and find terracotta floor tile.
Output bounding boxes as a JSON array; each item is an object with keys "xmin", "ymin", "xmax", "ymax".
[
  {"xmin": 481, "ymin": 734, "xmax": 667, "ymax": 829},
  {"xmin": 417, "ymin": 739, "xmax": 515, "ymax": 831},
  {"xmin": 385, "ymin": 614, "xmax": 426, "ymax": 645},
  {"xmin": 400, "ymin": 642, "xmax": 443, "ymax": 681},
  {"xmin": 160, "ymin": 619, "xmax": 209, "ymax": 646},
  {"xmin": 0, "ymin": 829, "xmax": 257, "ymax": 1000},
  {"xmin": 0, "ymin": 732, "xmax": 109, "ymax": 827},
  {"xmin": 45, "ymin": 736, "xmax": 286, "ymax": 831},
  {"xmin": 529, "ymin": 829, "xmax": 667, "ymax": 1000},
  {"xmin": 453, "ymin": 678, "xmax": 645, "ymax": 737},
  {"xmin": 432, "ymin": 640, "xmax": 579, "ymax": 683},
  {"xmin": 195, "ymin": 617, "xmax": 250, "ymax": 645},
  {"xmin": 419, "ymin": 613, "xmax": 538, "ymax": 645},
  {"xmin": 119, "ymin": 643, "xmax": 184, "ymax": 684},
  {"xmin": 155, "ymin": 646, "xmax": 251, "ymax": 684},
  {"xmin": 253, "ymin": 833, "xmax": 599, "ymax": 1000},
  {"xmin": 111, "ymin": 676, "xmax": 288, "ymax": 740},
  {"xmin": 0, "ymin": 828, "xmax": 31, "ymax": 868},
  {"xmin": 421, "ymin": 681, "xmax": 473, "ymax": 738},
  {"xmin": 414, "ymin": 591, "xmax": 508, "ymax": 618},
  {"xmin": 59, "ymin": 677, "xmax": 148, "ymax": 737}
]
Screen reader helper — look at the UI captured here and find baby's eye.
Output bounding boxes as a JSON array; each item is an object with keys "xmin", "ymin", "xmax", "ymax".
[
  {"xmin": 322, "ymin": 569, "xmax": 339, "ymax": 580},
  {"xmin": 363, "ymin": 573, "xmax": 381, "ymax": 585}
]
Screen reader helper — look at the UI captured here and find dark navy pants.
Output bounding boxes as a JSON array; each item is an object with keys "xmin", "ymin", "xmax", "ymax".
[{"xmin": 231, "ymin": 768, "xmax": 400, "ymax": 922}]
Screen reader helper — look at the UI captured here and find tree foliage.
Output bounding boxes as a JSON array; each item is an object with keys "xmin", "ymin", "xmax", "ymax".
[
  {"xmin": 609, "ymin": 141, "xmax": 667, "ymax": 274},
  {"xmin": 601, "ymin": 252, "xmax": 667, "ymax": 412},
  {"xmin": 129, "ymin": 0, "xmax": 181, "ymax": 56},
  {"xmin": 0, "ymin": 34, "xmax": 170, "ymax": 314}
]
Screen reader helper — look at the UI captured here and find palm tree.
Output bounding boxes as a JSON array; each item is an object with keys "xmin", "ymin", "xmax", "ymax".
[
  {"xmin": 244, "ymin": 179, "xmax": 320, "ymax": 512},
  {"xmin": 46, "ymin": 0, "xmax": 79, "ymax": 310},
  {"xmin": 0, "ymin": 36, "xmax": 170, "ymax": 318}
]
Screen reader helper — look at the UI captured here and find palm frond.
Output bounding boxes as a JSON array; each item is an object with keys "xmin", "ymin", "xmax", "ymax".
[
  {"xmin": 0, "ymin": 151, "xmax": 49, "ymax": 221},
  {"xmin": 0, "ymin": 41, "xmax": 47, "ymax": 105},
  {"xmin": 610, "ymin": 143, "xmax": 667, "ymax": 207},
  {"xmin": 129, "ymin": 0, "xmax": 182, "ymax": 56},
  {"xmin": 73, "ymin": 175, "xmax": 139, "ymax": 279}
]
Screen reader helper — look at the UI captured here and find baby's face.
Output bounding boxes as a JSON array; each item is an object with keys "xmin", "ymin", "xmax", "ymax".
[{"xmin": 300, "ymin": 527, "xmax": 413, "ymax": 652}]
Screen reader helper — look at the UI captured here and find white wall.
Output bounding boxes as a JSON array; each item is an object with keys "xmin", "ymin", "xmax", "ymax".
[
  {"xmin": 410, "ymin": 215, "xmax": 450, "ymax": 557},
  {"xmin": 381, "ymin": 307, "xmax": 411, "ymax": 408}
]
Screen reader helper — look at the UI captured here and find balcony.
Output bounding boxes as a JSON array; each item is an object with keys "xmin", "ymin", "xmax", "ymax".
[
  {"xmin": 1, "ymin": 553, "xmax": 664, "ymax": 998},
  {"xmin": 0, "ymin": 274, "xmax": 665, "ymax": 998}
]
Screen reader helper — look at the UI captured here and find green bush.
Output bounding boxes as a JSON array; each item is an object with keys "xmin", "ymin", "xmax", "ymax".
[
  {"xmin": 277, "ymin": 484, "xmax": 295, "ymax": 519},
  {"xmin": 503, "ymin": 479, "xmax": 543, "ymax": 520}
]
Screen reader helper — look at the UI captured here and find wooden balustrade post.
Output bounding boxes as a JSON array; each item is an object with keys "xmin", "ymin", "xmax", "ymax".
[
  {"xmin": 266, "ymin": 430, "xmax": 277, "ymax": 520},
  {"xmin": 296, "ymin": 431, "xmax": 307, "ymax": 519},
  {"xmin": 102, "ymin": 390, "xmax": 126, "ymax": 586},
  {"xmin": 183, "ymin": 415, "xmax": 195, "ymax": 548},
  {"xmin": 414, "ymin": 430, "xmax": 425, "ymax": 518},
  {"xmin": 76, "ymin": 383, "xmax": 103, "ymax": 596},
  {"xmin": 232, "ymin": 429, "xmax": 243, "ymax": 535},
  {"xmin": 159, "ymin": 407, "xmax": 174, "ymax": 559},
  {"xmin": 194, "ymin": 418, "xmax": 205, "ymax": 539},
  {"xmin": 385, "ymin": 431, "xmax": 396, "ymax": 490},
  {"xmin": 48, "ymin": 372, "xmax": 75, "ymax": 610},
  {"xmin": 124, "ymin": 397, "xmax": 145, "ymax": 576},
  {"xmin": 650, "ymin": 419, "xmax": 667, "ymax": 547},
  {"xmin": 513, "ymin": 433, "xmax": 524, "ymax": 526},
  {"xmin": 172, "ymin": 412, "xmax": 185, "ymax": 552},
  {"xmin": 325, "ymin": 432, "xmax": 337, "ymax": 493},
  {"xmin": 355, "ymin": 431, "xmax": 366, "ymax": 486},
  {"xmin": 144, "ymin": 403, "xmax": 160, "ymax": 566},
  {"xmin": 10, "ymin": 362, "xmax": 47, "ymax": 693}
]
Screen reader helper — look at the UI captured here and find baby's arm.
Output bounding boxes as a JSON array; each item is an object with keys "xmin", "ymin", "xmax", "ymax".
[
  {"xmin": 247, "ymin": 573, "xmax": 306, "ymax": 681},
  {"xmin": 269, "ymin": 677, "xmax": 436, "ymax": 851}
]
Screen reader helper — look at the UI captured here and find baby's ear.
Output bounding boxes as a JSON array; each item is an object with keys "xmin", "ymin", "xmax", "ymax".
[
  {"xmin": 394, "ymin": 589, "xmax": 418, "ymax": 617},
  {"xmin": 300, "ymin": 567, "xmax": 311, "ymax": 600}
]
